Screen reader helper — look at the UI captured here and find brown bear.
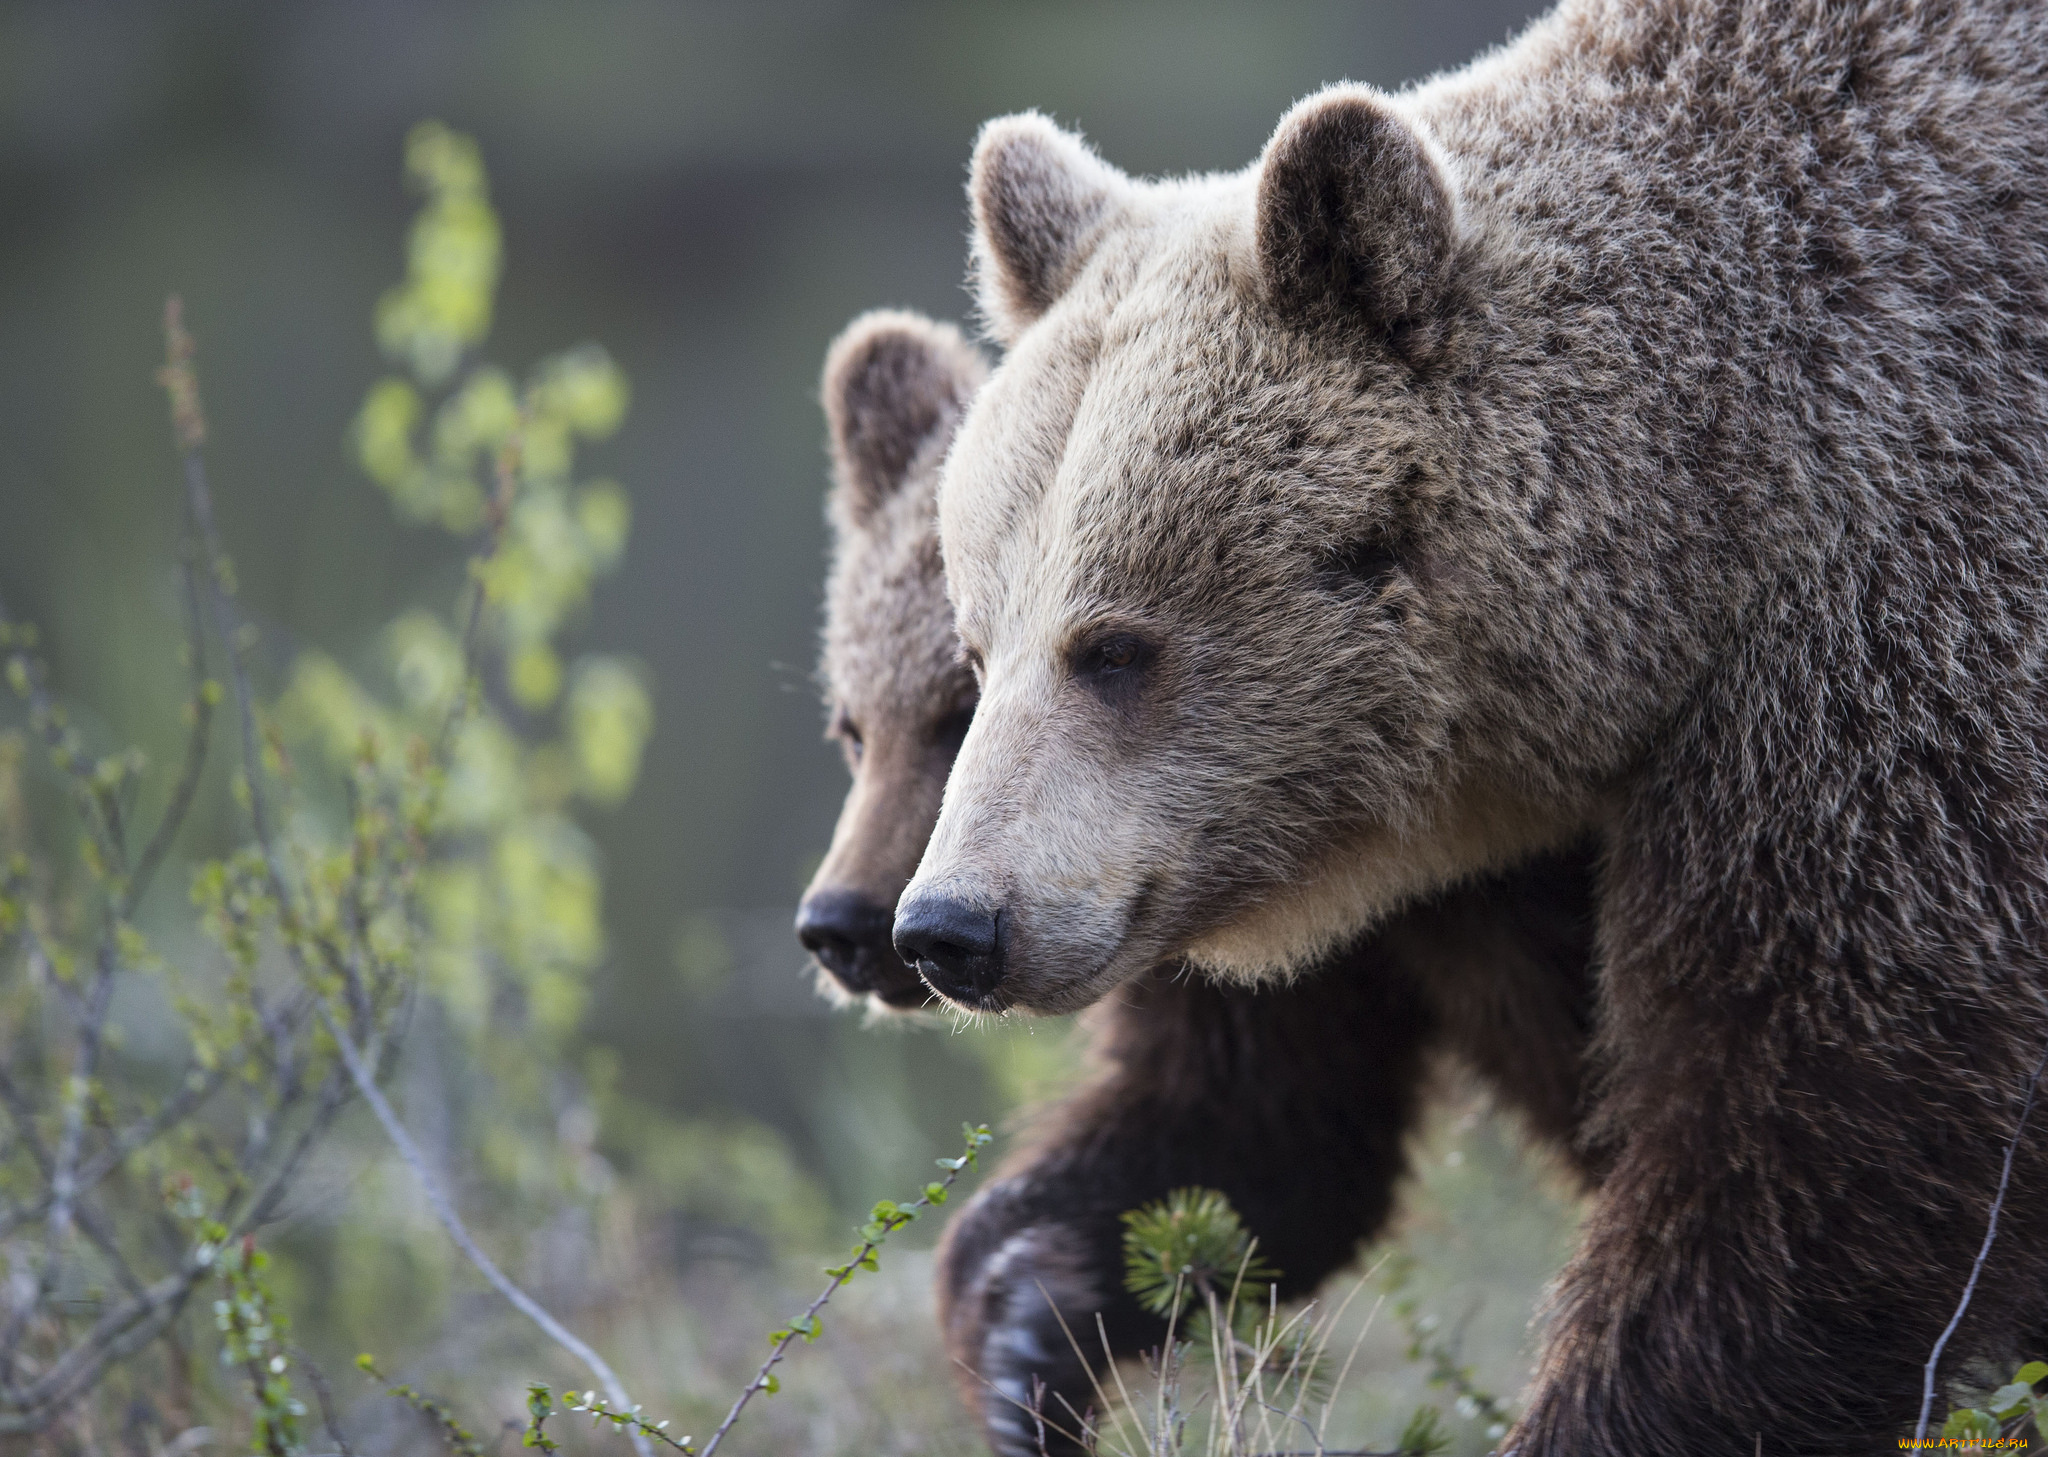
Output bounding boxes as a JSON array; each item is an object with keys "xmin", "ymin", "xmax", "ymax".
[
  {"xmin": 799, "ymin": 310, "xmax": 1599, "ymax": 1455},
  {"xmin": 796, "ymin": 311, "xmax": 987, "ymax": 1010},
  {"xmin": 898, "ymin": 1, "xmax": 2048, "ymax": 1450}
]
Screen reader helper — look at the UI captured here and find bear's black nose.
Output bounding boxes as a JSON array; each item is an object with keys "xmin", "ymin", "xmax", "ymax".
[
  {"xmin": 893, "ymin": 893, "xmax": 1004, "ymax": 1003},
  {"xmin": 796, "ymin": 889, "xmax": 929, "ymax": 1004}
]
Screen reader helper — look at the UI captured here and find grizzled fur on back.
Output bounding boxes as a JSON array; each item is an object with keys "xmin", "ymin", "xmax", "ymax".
[{"xmin": 911, "ymin": 0, "xmax": 2048, "ymax": 1450}]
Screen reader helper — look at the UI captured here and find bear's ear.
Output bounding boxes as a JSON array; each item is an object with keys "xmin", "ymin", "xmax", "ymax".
[
  {"xmin": 822, "ymin": 310, "xmax": 989, "ymax": 526},
  {"xmin": 970, "ymin": 113, "xmax": 1131, "ymax": 344},
  {"xmin": 1255, "ymin": 86, "xmax": 1458, "ymax": 338}
]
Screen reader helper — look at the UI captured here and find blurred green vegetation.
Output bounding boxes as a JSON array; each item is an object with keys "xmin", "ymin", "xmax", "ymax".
[
  {"xmin": 0, "ymin": 0, "xmax": 1547, "ymax": 1220},
  {"xmin": 0, "ymin": 4, "xmax": 1580, "ymax": 1452}
]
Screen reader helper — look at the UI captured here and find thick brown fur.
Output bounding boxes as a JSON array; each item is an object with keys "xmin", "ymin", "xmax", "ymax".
[
  {"xmin": 915, "ymin": 2, "xmax": 2048, "ymax": 1450},
  {"xmin": 799, "ymin": 312, "xmax": 1600, "ymax": 1455},
  {"xmin": 940, "ymin": 855, "xmax": 1598, "ymax": 1457},
  {"xmin": 797, "ymin": 311, "xmax": 986, "ymax": 1008}
]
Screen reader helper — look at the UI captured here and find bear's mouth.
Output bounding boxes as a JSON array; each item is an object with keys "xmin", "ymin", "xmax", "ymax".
[
  {"xmin": 971, "ymin": 895, "xmax": 1165, "ymax": 1016},
  {"xmin": 874, "ymin": 978, "xmax": 946, "ymax": 1011},
  {"xmin": 928, "ymin": 981, "xmax": 1013, "ymax": 1015}
]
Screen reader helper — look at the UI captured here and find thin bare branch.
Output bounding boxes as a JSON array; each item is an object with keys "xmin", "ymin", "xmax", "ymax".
[
  {"xmin": 0, "ymin": 1036, "xmax": 269, "ymax": 1244},
  {"xmin": 317, "ymin": 1006, "xmax": 645, "ymax": 1451},
  {"xmin": 0, "ymin": 1045, "xmax": 351, "ymax": 1431},
  {"xmin": 0, "ymin": 936, "xmax": 122, "ymax": 1381},
  {"xmin": 126, "ymin": 530, "xmax": 215, "ymax": 915},
  {"xmin": 293, "ymin": 1346, "xmax": 358, "ymax": 1457},
  {"xmin": 1915, "ymin": 1030, "xmax": 2048, "ymax": 1439},
  {"xmin": 158, "ymin": 298, "xmax": 650, "ymax": 1456},
  {"xmin": 701, "ymin": 1134, "xmax": 986, "ymax": 1457},
  {"xmin": 0, "ymin": 592, "xmax": 127, "ymax": 885},
  {"xmin": 0, "ymin": 1065, "xmax": 147, "ymax": 1305}
]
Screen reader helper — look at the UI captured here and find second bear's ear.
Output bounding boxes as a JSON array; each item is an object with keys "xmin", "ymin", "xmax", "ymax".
[
  {"xmin": 822, "ymin": 310, "xmax": 989, "ymax": 526},
  {"xmin": 1255, "ymin": 87, "xmax": 1458, "ymax": 338},
  {"xmin": 970, "ymin": 113, "xmax": 1132, "ymax": 344}
]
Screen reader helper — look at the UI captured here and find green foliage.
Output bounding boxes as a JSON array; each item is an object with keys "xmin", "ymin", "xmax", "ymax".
[
  {"xmin": 374, "ymin": 120, "xmax": 502, "ymax": 390},
  {"xmin": 1121, "ymin": 1186, "xmax": 1280, "ymax": 1330},
  {"xmin": 1939, "ymin": 1359, "xmax": 2048, "ymax": 1448},
  {"xmin": 1394, "ymin": 1404, "xmax": 1452, "ymax": 1456},
  {"xmin": 203, "ymin": 1219, "xmax": 305, "ymax": 1457},
  {"xmin": 523, "ymin": 1383, "xmax": 694, "ymax": 1454},
  {"xmin": 293, "ymin": 118, "xmax": 651, "ymax": 1052},
  {"xmin": 1382, "ymin": 1252, "xmax": 1514, "ymax": 1449},
  {"xmin": 0, "ymin": 310, "xmax": 393, "ymax": 1441},
  {"xmin": 352, "ymin": 1123, "xmax": 996, "ymax": 1457},
  {"xmin": 822, "ymin": 1123, "xmax": 990, "ymax": 1287},
  {"xmin": 1085, "ymin": 1198, "xmax": 1531, "ymax": 1457},
  {"xmin": 691, "ymin": 1124, "xmax": 992, "ymax": 1455},
  {"xmin": 0, "ymin": 120, "xmax": 660, "ymax": 1449},
  {"xmin": 357, "ymin": 1354, "xmax": 487, "ymax": 1457},
  {"xmin": 1090, "ymin": 1190, "xmax": 1330, "ymax": 1457}
]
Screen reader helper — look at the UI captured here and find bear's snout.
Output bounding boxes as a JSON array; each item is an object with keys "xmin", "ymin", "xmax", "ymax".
[
  {"xmin": 796, "ymin": 888, "xmax": 930, "ymax": 1007},
  {"xmin": 893, "ymin": 893, "xmax": 1004, "ymax": 1006}
]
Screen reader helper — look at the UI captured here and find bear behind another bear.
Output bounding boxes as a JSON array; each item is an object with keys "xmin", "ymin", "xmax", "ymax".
[{"xmin": 801, "ymin": 309, "xmax": 1600, "ymax": 1456}]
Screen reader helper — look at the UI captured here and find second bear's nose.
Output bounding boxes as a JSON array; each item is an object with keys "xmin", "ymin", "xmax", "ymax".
[
  {"xmin": 796, "ymin": 889, "xmax": 932, "ymax": 1005},
  {"xmin": 796, "ymin": 889, "xmax": 892, "ymax": 986},
  {"xmin": 893, "ymin": 893, "xmax": 1004, "ymax": 1003}
]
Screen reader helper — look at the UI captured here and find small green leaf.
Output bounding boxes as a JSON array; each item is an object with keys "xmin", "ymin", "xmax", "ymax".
[
  {"xmin": 2017, "ymin": 1361, "xmax": 2048, "ymax": 1386},
  {"xmin": 1990, "ymin": 1382, "xmax": 2035, "ymax": 1419},
  {"xmin": 1942, "ymin": 1407, "xmax": 2000, "ymax": 1441},
  {"xmin": 1397, "ymin": 1404, "xmax": 1451, "ymax": 1456}
]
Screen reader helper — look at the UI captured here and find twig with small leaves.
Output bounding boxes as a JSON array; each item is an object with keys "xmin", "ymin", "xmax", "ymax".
[
  {"xmin": 1916, "ymin": 1031, "xmax": 2048, "ymax": 1440},
  {"xmin": 696, "ymin": 1122, "xmax": 993, "ymax": 1457},
  {"xmin": 522, "ymin": 1384, "xmax": 695, "ymax": 1454},
  {"xmin": 293, "ymin": 1347, "xmax": 357, "ymax": 1457},
  {"xmin": 357, "ymin": 1356, "xmax": 486, "ymax": 1457},
  {"xmin": 161, "ymin": 297, "xmax": 654, "ymax": 1457},
  {"xmin": 0, "ymin": 565, "xmax": 339, "ymax": 1431},
  {"xmin": 213, "ymin": 1231, "xmax": 302, "ymax": 1457},
  {"xmin": 125, "ymin": 523, "xmax": 216, "ymax": 917}
]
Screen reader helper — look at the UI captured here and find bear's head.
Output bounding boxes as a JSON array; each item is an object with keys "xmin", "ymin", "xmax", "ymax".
[
  {"xmin": 795, "ymin": 310, "xmax": 987, "ymax": 1011},
  {"xmin": 895, "ymin": 91, "xmax": 1620, "ymax": 1014}
]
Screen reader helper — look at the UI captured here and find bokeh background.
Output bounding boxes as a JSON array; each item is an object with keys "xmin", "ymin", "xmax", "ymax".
[{"xmin": 0, "ymin": 4, "xmax": 1579, "ymax": 1452}]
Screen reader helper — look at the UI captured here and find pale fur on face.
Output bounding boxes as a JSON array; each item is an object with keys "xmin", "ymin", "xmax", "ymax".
[
  {"xmin": 803, "ymin": 311, "xmax": 987, "ymax": 1011},
  {"xmin": 909, "ymin": 84, "xmax": 1721, "ymax": 1011}
]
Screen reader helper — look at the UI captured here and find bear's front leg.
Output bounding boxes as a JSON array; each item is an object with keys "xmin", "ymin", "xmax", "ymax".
[
  {"xmin": 936, "ymin": 953, "xmax": 1434, "ymax": 1457},
  {"xmin": 1505, "ymin": 976, "xmax": 2048, "ymax": 1457}
]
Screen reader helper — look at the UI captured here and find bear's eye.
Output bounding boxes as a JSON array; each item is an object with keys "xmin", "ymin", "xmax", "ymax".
[
  {"xmin": 1070, "ymin": 632, "xmax": 1157, "ymax": 704},
  {"xmin": 830, "ymin": 707, "xmax": 864, "ymax": 763},
  {"xmin": 1317, "ymin": 536, "xmax": 1404, "ymax": 602}
]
